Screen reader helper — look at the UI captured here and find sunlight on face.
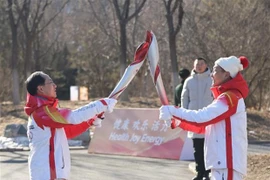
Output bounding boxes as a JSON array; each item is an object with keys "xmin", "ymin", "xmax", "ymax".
[
  {"xmin": 194, "ymin": 59, "xmax": 207, "ymax": 74},
  {"xmin": 38, "ymin": 74, "xmax": 57, "ymax": 98},
  {"xmin": 211, "ymin": 65, "xmax": 230, "ymax": 86}
]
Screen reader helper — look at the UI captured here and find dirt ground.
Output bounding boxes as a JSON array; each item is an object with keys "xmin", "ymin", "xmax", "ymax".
[{"xmin": 0, "ymin": 97, "xmax": 269, "ymax": 179}]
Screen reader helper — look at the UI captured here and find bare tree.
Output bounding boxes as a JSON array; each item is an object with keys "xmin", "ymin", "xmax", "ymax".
[
  {"xmin": 7, "ymin": 0, "xmax": 21, "ymax": 105},
  {"xmin": 163, "ymin": 0, "xmax": 184, "ymax": 91},
  {"xmin": 181, "ymin": 0, "xmax": 270, "ymax": 109},
  {"xmin": 1, "ymin": 0, "xmax": 270, "ymax": 110},
  {"xmin": 112, "ymin": 0, "xmax": 146, "ymax": 74},
  {"xmin": 89, "ymin": 0, "xmax": 147, "ymax": 101},
  {"xmin": 15, "ymin": 0, "xmax": 69, "ymax": 78},
  {"xmin": 112, "ymin": 0, "xmax": 147, "ymax": 101},
  {"xmin": 0, "ymin": 2, "xmax": 12, "ymax": 101}
]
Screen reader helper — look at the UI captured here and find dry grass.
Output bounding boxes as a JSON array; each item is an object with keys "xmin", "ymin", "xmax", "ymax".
[
  {"xmin": 244, "ymin": 154, "xmax": 270, "ymax": 180},
  {"xmin": 247, "ymin": 109, "xmax": 270, "ymax": 141}
]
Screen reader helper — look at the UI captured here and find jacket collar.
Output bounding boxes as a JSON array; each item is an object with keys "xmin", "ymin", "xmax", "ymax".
[
  {"xmin": 24, "ymin": 93, "xmax": 58, "ymax": 116},
  {"xmin": 211, "ymin": 72, "xmax": 249, "ymax": 99}
]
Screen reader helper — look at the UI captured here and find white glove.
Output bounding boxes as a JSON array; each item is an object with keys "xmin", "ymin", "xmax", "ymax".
[
  {"xmin": 92, "ymin": 118, "xmax": 102, "ymax": 128},
  {"xmin": 159, "ymin": 105, "xmax": 176, "ymax": 123},
  {"xmin": 103, "ymin": 98, "xmax": 117, "ymax": 113},
  {"xmin": 96, "ymin": 98, "xmax": 117, "ymax": 113}
]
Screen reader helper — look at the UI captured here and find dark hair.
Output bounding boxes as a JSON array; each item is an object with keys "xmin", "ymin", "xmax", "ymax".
[
  {"xmin": 196, "ymin": 57, "xmax": 207, "ymax": 64},
  {"xmin": 25, "ymin": 71, "xmax": 46, "ymax": 95},
  {"xmin": 178, "ymin": 68, "xmax": 190, "ymax": 79}
]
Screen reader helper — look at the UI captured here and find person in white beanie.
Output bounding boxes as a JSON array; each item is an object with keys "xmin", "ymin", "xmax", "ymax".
[{"xmin": 160, "ymin": 56, "xmax": 249, "ymax": 180}]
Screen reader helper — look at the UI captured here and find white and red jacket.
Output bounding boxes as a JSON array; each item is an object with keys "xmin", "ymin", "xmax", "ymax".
[
  {"xmin": 172, "ymin": 72, "xmax": 249, "ymax": 177},
  {"xmin": 25, "ymin": 94, "xmax": 105, "ymax": 180}
]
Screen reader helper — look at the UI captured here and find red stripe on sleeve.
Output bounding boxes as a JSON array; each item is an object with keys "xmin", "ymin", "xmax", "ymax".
[
  {"xmin": 64, "ymin": 121, "xmax": 92, "ymax": 139},
  {"xmin": 179, "ymin": 121, "xmax": 205, "ymax": 134},
  {"xmin": 174, "ymin": 91, "xmax": 239, "ymax": 130}
]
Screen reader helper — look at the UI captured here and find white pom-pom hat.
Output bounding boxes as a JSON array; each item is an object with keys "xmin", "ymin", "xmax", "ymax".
[{"xmin": 215, "ymin": 56, "xmax": 249, "ymax": 78}]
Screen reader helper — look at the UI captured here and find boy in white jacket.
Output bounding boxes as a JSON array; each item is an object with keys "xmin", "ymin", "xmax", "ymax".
[
  {"xmin": 181, "ymin": 58, "xmax": 213, "ymax": 180},
  {"xmin": 159, "ymin": 56, "xmax": 249, "ymax": 180}
]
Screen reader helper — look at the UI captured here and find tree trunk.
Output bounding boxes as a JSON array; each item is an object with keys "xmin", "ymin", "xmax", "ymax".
[
  {"xmin": 163, "ymin": 0, "xmax": 184, "ymax": 100},
  {"xmin": 119, "ymin": 22, "xmax": 129, "ymax": 101},
  {"xmin": 24, "ymin": 39, "xmax": 33, "ymax": 79},
  {"xmin": 169, "ymin": 34, "xmax": 179, "ymax": 94},
  {"xmin": 12, "ymin": 69, "xmax": 20, "ymax": 105},
  {"xmin": 34, "ymin": 36, "xmax": 41, "ymax": 70},
  {"xmin": 11, "ymin": 33, "xmax": 20, "ymax": 105},
  {"xmin": 8, "ymin": 0, "xmax": 21, "ymax": 105}
]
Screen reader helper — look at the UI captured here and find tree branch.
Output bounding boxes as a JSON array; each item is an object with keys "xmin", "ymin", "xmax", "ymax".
[
  {"xmin": 38, "ymin": 0, "xmax": 69, "ymax": 34},
  {"xmin": 126, "ymin": 0, "xmax": 146, "ymax": 22}
]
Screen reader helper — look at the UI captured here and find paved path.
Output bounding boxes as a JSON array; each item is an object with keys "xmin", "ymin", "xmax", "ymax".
[
  {"xmin": 0, "ymin": 149, "xmax": 194, "ymax": 180},
  {"xmin": 248, "ymin": 141, "xmax": 270, "ymax": 154},
  {"xmin": 1, "ymin": 142, "xmax": 269, "ymax": 180}
]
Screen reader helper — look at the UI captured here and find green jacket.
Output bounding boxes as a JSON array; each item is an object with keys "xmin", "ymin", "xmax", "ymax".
[{"xmin": 174, "ymin": 80, "xmax": 185, "ymax": 106}]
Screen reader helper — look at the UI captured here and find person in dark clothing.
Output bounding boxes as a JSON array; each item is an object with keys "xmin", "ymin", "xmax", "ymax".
[{"xmin": 174, "ymin": 68, "xmax": 191, "ymax": 106}]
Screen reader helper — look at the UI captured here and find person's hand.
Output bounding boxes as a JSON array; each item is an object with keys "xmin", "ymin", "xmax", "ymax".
[
  {"xmin": 159, "ymin": 105, "xmax": 176, "ymax": 125},
  {"xmin": 171, "ymin": 119, "xmax": 181, "ymax": 129},
  {"xmin": 97, "ymin": 98, "xmax": 117, "ymax": 114},
  {"xmin": 87, "ymin": 116, "xmax": 104, "ymax": 128},
  {"xmin": 102, "ymin": 98, "xmax": 117, "ymax": 113},
  {"xmin": 92, "ymin": 117, "xmax": 103, "ymax": 128}
]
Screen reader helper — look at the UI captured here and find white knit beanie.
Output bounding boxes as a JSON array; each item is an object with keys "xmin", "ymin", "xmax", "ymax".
[{"xmin": 215, "ymin": 56, "xmax": 249, "ymax": 78}]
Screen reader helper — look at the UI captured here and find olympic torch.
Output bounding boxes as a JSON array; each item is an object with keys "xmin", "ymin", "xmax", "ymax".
[
  {"xmin": 146, "ymin": 31, "xmax": 176, "ymax": 127},
  {"xmin": 108, "ymin": 42, "xmax": 149, "ymax": 99},
  {"xmin": 98, "ymin": 37, "xmax": 150, "ymax": 118}
]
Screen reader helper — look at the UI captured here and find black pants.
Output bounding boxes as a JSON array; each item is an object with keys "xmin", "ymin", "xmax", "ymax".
[{"xmin": 193, "ymin": 138, "xmax": 210, "ymax": 176}]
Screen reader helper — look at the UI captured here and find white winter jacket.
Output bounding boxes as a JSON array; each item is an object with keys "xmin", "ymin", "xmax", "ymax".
[
  {"xmin": 173, "ymin": 72, "xmax": 249, "ymax": 176},
  {"xmin": 25, "ymin": 95, "xmax": 106, "ymax": 180},
  {"xmin": 181, "ymin": 68, "xmax": 213, "ymax": 138}
]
